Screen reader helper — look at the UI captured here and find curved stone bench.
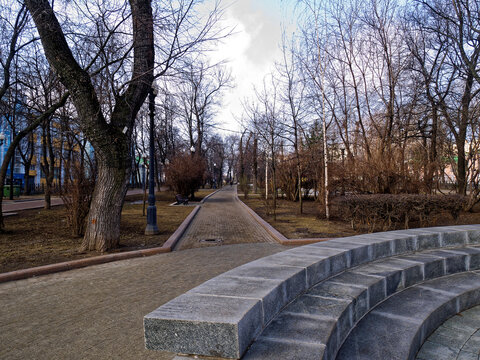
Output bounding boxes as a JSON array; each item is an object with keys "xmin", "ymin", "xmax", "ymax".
[
  {"xmin": 242, "ymin": 246, "xmax": 480, "ymax": 359},
  {"xmin": 143, "ymin": 225, "xmax": 480, "ymax": 359},
  {"xmin": 336, "ymin": 270, "xmax": 480, "ymax": 360}
]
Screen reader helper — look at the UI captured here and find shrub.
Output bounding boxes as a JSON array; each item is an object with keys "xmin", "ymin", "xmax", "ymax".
[
  {"xmin": 60, "ymin": 162, "xmax": 95, "ymax": 236},
  {"xmin": 165, "ymin": 153, "xmax": 206, "ymax": 198},
  {"xmin": 332, "ymin": 194, "xmax": 465, "ymax": 232}
]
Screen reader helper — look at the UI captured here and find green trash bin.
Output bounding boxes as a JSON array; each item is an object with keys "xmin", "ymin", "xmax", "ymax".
[{"xmin": 3, "ymin": 185, "xmax": 21, "ymax": 198}]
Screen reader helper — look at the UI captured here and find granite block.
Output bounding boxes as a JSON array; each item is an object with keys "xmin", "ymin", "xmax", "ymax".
[
  {"xmin": 144, "ymin": 293, "xmax": 262, "ymax": 358},
  {"xmin": 284, "ymin": 294, "xmax": 352, "ymax": 348},
  {"xmin": 449, "ymin": 247, "xmax": 480, "ymax": 270},
  {"xmin": 399, "ymin": 253, "xmax": 446, "ymax": 280},
  {"xmin": 318, "ymin": 241, "xmax": 371, "ymax": 267},
  {"xmin": 352, "ymin": 263, "xmax": 402, "ymax": 296},
  {"xmin": 426, "ymin": 250, "xmax": 468, "ymax": 274},
  {"xmin": 310, "ymin": 280, "xmax": 369, "ymax": 323},
  {"xmin": 258, "ymin": 311, "xmax": 336, "ymax": 351},
  {"xmin": 257, "ymin": 252, "xmax": 332, "ymax": 287},
  {"xmin": 330, "ymin": 271, "xmax": 386, "ymax": 308},
  {"xmin": 336, "ymin": 311, "xmax": 422, "ymax": 360},
  {"xmin": 438, "ymin": 227, "xmax": 468, "ymax": 247},
  {"xmin": 189, "ymin": 275, "xmax": 294, "ymax": 324},
  {"xmin": 242, "ymin": 336, "xmax": 326, "ymax": 360}
]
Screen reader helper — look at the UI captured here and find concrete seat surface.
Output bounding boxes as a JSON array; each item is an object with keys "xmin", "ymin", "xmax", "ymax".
[
  {"xmin": 336, "ymin": 271, "xmax": 480, "ymax": 360},
  {"xmin": 144, "ymin": 225, "xmax": 480, "ymax": 359},
  {"xmin": 242, "ymin": 246, "xmax": 480, "ymax": 360}
]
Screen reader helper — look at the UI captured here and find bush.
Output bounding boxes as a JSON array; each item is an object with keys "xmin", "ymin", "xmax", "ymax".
[
  {"xmin": 60, "ymin": 162, "xmax": 95, "ymax": 236},
  {"xmin": 332, "ymin": 194, "xmax": 465, "ymax": 232},
  {"xmin": 165, "ymin": 153, "xmax": 206, "ymax": 198}
]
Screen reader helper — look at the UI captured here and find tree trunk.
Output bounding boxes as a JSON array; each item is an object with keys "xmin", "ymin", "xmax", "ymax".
[
  {"xmin": 25, "ymin": 0, "xmax": 154, "ymax": 250},
  {"xmin": 82, "ymin": 161, "xmax": 129, "ymax": 251}
]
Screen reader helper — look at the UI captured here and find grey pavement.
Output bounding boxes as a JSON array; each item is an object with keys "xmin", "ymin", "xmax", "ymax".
[
  {"xmin": 175, "ymin": 185, "xmax": 277, "ymax": 250},
  {"xmin": 417, "ymin": 304, "xmax": 480, "ymax": 360},
  {"xmin": 0, "ymin": 243, "xmax": 286, "ymax": 360},
  {"xmin": 2, "ymin": 189, "xmax": 144, "ymax": 213}
]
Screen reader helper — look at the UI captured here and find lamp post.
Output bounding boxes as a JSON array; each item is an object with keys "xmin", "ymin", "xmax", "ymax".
[
  {"xmin": 0, "ymin": 133, "xmax": 5, "ymax": 166},
  {"xmin": 213, "ymin": 162, "xmax": 217, "ymax": 189},
  {"xmin": 190, "ymin": 145, "xmax": 195, "ymax": 156},
  {"xmin": 145, "ymin": 81, "xmax": 159, "ymax": 235}
]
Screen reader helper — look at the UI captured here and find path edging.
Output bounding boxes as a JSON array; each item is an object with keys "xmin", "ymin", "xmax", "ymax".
[{"xmin": 0, "ymin": 205, "xmax": 201, "ymax": 283}]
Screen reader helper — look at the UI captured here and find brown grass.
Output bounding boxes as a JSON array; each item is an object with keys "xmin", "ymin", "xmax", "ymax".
[
  {"xmin": 241, "ymin": 195, "xmax": 360, "ymax": 239},
  {"xmin": 0, "ymin": 189, "xmax": 213, "ymax": 273},
  {"xmin": 240, "ymin": 192, "xmax": 480, "ymax": 239}
]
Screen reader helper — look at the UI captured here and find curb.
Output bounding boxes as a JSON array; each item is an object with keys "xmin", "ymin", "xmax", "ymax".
[
  {"xmin": 236, "ymin": 194, "xmax": 330, "ymax": 245},
  {"xmin": 169, "ymin": 205, "xmax": 200, "ymax": 250},
  {"xmin": 0, "ymin": 205, "xmax": 202, "ymax": 284},
  {"xmin": 200, "ymin": 188, "xmax": 222, "ymax": 204}
]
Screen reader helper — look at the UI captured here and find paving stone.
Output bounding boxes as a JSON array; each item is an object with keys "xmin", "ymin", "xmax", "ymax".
[
  {"xmin": 416, "ymin": 340, "xmax": 459, "ymax": 360},
  {"xmin": 456, "ymin": 352, "xmax": 479, "ymax": 360},
  {"xmin": 176, "ymin": 187, "xmax": 277, "ymax": 250},
  {"xmin": 416, "ymin": 305, "xmax": 480, "ymax": 360}
]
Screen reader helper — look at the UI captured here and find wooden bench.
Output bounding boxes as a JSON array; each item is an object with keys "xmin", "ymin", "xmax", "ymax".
[{"xmin": 175, "ymin": 194, "xmax": 189, "ymax": 205}]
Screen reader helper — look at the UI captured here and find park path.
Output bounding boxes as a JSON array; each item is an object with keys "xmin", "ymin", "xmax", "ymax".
[
  {"xmin": 0, "ymin": 185, "xmax": 286, "ymax": 359},
  {"xmin": 1, "ymin": 189, "xmax": 144, "ymax": 214},
  {"xmin": 175, "ymin": 185, "xmax": 277, "ymax": 250},
  {"xmin": 0, "ymin": 245, "xmax": 286, "ymax": 360}
]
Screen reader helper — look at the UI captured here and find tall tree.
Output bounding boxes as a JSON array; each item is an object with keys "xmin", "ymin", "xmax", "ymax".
[{"xmin": 25, "ymin": 0, "xmax": 154, "ymax": 251}]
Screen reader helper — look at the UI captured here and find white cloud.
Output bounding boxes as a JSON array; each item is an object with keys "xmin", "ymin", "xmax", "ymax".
[{"xmin": 208, "ymin": 0, "xmax": 294, "ymax": 134}]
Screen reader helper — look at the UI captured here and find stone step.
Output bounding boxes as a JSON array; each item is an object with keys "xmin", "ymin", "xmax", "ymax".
[
  {"xmin": 241, "ymin": 246, "xmax": 480, "ymax": 360},
  {"xmin": 336, "ymin": 271, "xmax": 480, "ymax": 360},
  {"xmin": 144, "ymin": 225, "xmax": 480, "ymax": 359}
]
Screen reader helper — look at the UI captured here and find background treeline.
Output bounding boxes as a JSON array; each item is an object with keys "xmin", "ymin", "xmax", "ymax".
[{"xmin": 236, "ymin": 0, "xmax": 480, "ymax": 228}]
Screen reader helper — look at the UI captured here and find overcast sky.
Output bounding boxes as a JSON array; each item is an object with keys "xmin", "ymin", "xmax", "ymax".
[{"xmin": 209, "ymin": 0, "xmax": 295, "ymax": 134}]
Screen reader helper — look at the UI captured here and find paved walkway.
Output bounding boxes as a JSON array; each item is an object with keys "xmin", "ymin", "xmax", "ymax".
[
  {"xmin": 0, "ymin": 244, "xmax": 286, "ymax": 360},
  {"xmin": 176, "ymin": 186, "xmax": 277, "ymax": 250},
  {"xmin": 417, "ymin": 304, "xmax": 480, "ymax": 360},
  {"xmin": 2, "ymin": 189, "xmax": 144, "ymax": 213},
  {"xmin": 2, "ymin": 185, "xmax": 478, "ymax": 359}
]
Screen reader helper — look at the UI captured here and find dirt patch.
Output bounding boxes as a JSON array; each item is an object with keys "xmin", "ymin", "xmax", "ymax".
[{"xmin": 0, "ymin": 189, "xmax": 213, "ymax": 273}]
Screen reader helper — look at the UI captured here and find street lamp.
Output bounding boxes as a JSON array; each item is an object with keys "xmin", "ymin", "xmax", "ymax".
[
  {"xmin": 145, "ymin": 80, "xmax": 159, "ymax": 235},
  {"xmin": 213, "ymin": 162, "xmax": 217, "ymax": 189},
  {"xmin": 190, "ymin": 145, "xmax": 195, "ymax": 154},
  {"xmin": 0, "ymin": 133, "xmax": 4, "ymax": 173}
]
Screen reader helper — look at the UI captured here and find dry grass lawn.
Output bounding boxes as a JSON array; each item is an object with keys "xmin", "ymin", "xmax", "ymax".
[
  {"xmin": 241, "ymin": 194, "xmax": 360, "ymax": 239},
  {"xmin": 0, "ymin": 189, "xmax": 213, "ymax": 273},
  {"xmin": 240, "ymin": 192, "xmax": 480, "ymax": 240}
]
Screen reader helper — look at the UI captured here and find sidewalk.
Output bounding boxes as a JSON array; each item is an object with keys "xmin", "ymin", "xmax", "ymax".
[
  {"xmin": 0, "ymin": 244, "xmax": 286, "ymax": 360},
  {"xmin": 0, "ymin": 185, "xmax": 288, "ymax": 359},
  {"xmin": 175, "ymin": 185, "xmax": 277, "ymax": 250},
  {"xmin": 2, "ymin": 188, "xmax": 145, "ymax": 214}
]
